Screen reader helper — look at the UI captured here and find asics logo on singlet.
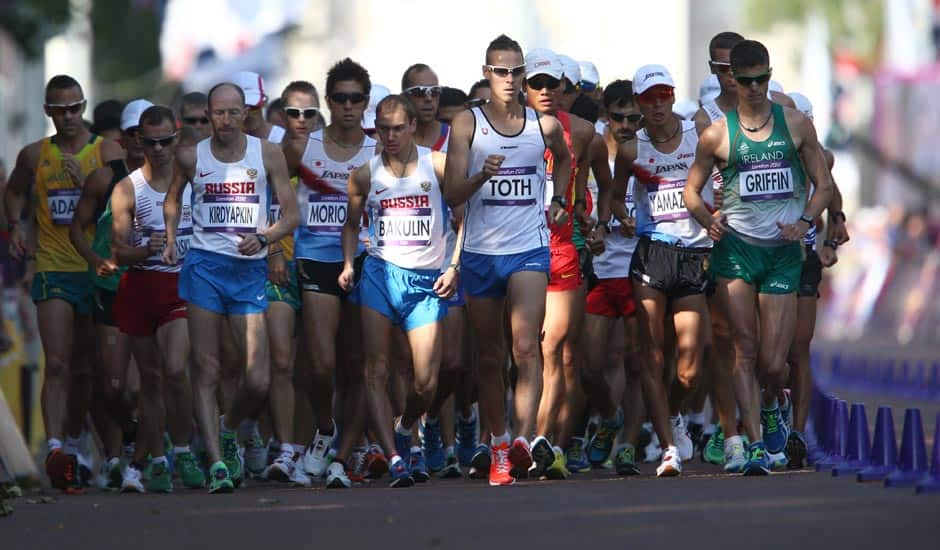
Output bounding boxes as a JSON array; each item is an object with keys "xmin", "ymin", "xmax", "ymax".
[
  {"xmin": 655, "ymin": 162, "xmax": 688, "ymax": 174},
  {"xmin": 768, "ymin": 140, "xmax": 786, "ymax": 147}
]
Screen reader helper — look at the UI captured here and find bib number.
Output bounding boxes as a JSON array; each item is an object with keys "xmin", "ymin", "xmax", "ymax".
[
  {"xmin": 739, "ymin": 161, "xmax": 793, "ymax": 201},
  {"xmin": 648, "ymin": 180, "xmax": 689, "ymax": 222},
  {"xmin": 48, "ymin": 189, "xmax": 80, "ymax": 225},
  {"xmin": 202, "ymin": 195, "xmax": 260, "ymax": 233},
  {"xmin": 376, "ymin": 208, "xmax": 431, "ymax": 247},
  {"xmin": 306, "ymin": 193, "xmax": 346, "ymax": 233}
]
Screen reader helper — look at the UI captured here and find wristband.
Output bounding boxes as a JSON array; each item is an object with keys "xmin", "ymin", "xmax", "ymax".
[
  {"xmin": 551, "ymin": 195, "xmax": 567, "ymax": 208},
  {"xmin": 828, "ymin": 211, "xmax": 846, "ymax": 224},
  {"xmin": 799, "ymin": 214, "xmax": 814, "ymax": 227},
  {"xmin": 448, "ymin": 263, "xmax": 460, "ymax": 273},
  {"xmin": 823, "ymin": 239, "xmax": 839, "ymax": 250},
  {"xmin": 596, "ymin": 220, "xmax": 611, "ymax": 234},
  {"xmin": 573, "ymin": 198, "xmax": 587, "ymax": 209},
  {"xmin": 255, "ymin": 233, "xmax": 269, "ymax": 248}
]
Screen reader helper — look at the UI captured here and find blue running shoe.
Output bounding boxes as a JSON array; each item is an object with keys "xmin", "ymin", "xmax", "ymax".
[
  {"xmin": 456, "ymin": 413, "xmax": 478, "ymax": 466},
  {"xmin": 468, "ymin": 444, "xmax": 490, "ymax": 479},
  {"xmin": 389, "ymin": 458, "xmax": 414, "ymax": 488},
  {"xmin": 743, "ymin": 441, "xmax": 770, "ymax": 476},
  {"xmin": 588, "ymin": 408, "xmax": 624, "ymax": 466},
  {"xmin": 761, "ymin": 405, "xmax": 790, "ymax": 454},
  {"xmin": 421, "ymin": 419, "xmax": 445, "ymax": 473},
  {"xmin": 409, "ymin": 449, "xmax": 431, "ymax": 483},
  {"xmin": 565, "ymin": 437, "xmax": 591, "ymax": 473},
  {"xmin": 394, "ymin": 423, "xmax": 412, "ymax": 463}
]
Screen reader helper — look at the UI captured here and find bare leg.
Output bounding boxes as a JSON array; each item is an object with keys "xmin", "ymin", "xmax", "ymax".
[{"xmin": 506, "ymin": 272, "xmax": 548, "ymax": 439}]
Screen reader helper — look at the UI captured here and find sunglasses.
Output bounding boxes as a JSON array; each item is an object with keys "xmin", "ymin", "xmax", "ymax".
[
  {"xmin": 183, "ymin": 116, "xmax": 209, "ymax": 125},
  {"xmin": 637, "ymin": 87, "xmax": 675, "ymax": 105},
  {"xmin": 486, "ymin": 64, "xmax": 526, "ymax": 78},
  {"xmin": 527, "ymin": 75, "xmax": 561, "ymax": 91},
  {"xmin": 45, "ymin": 99, "xmax": 86, "ymax": 116},
  {"xmin": 578, "ymin": 81, "xmax": 597, "ymax": 92},
  {"xmin": 329, "ymin": 92, "xmax": 367, "ymax": 105},
  {"xmin": 733, "ymin": 72, "xmax": 772, "ymax": 86},
  {"xmin": 404, "ymin": 85, "xmax": 442, "ymax": 98},
  {"xmin": 708, "ymin": 60, "xmax": 732, "ymax": 74},
  {"xmin": 465, "ymin": 98, "xmax": 488, "ymax": 109},
  {"xmin": 285, "ymin": 107, "xmax": 319, "ymax": 119},
  {"xmin": 608, "ymin": 112, "xmax": 643, "ymax": 123},
  {"xmin": 141, "ymin": 133, "xmax": 177, "ymax": 148}
]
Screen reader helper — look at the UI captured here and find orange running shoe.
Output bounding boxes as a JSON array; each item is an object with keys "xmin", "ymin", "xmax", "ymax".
[
  {"xmin": 489, "ymin": 442, "xmax": 515, "ymax": 486},
  {"xmin": 46, "ymin": 449, "xmax": 82, "ymax": 493},
  {"xmin": 508, "ymin": 437, "xmax": 533, "ymax": 475}
]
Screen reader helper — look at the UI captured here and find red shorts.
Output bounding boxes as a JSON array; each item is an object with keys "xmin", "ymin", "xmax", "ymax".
[
  {"xmin": 586, "ymin": 278, "xmax": 636, "ymax": 318},
  {"xmin": 114, "ymin": 270, "xmax": 187, "ymax": 337},
  {"xmin": 547, "ymin": 242, "xmax": 581, "ymax": 292}
]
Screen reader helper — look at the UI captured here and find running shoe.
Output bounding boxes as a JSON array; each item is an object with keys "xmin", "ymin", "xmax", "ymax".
[
  {"xmin": 441, "ymin": 452, "xmax": 462, "ymax": 479},
  {"xmin": 121, "ymin": 465, "xmax": 145, "ymax": 493},
  {"xmin": 45, "ymin": 449, "xmax": 79, "ymax": 493},
  {"xmin": 365, "ymin": 445, "xmax": 389, "ymax": 479},
  {"xmin": 347, "ymin": 448, "xmax": 367, "ymax": 484},
  {"xmin": 489, "ymin": 442, "xmax": 514, "ymax": 486},
  {"xmin": 394, "ymin": 424, "xmax": 412, "ymax": 463},
  {"xmin": 176, "ymin": 451, "xmax": 206, "ymax": 489},
  {"xmin": 529, "ymin": 436, "xmax": 554, "ymax": 479},
  {"xmin": 768, "ymin": 450, "xmax": 788, "ymax": 470},
  {"xmin": 786, "ymin": 431, "xmax": 808, "ymax": 470},
  {"xmin": 655, "ymin": 445, "xmax": 682, "ymax": 477},
  {"xmin": 208, "ymin": 461, "xmax": 234, "ymax": 493},
  {"xmin": 289, "ymin": 456, "xmax": 313, "ymax": 488},
  {"xmin": 243, "ymin": 434, "xmax": 267, "ymax": 478},
  {"xmin": 687, "ymin": 420, "xmax": 705, "ymax": 452},
  {"xmin": 326, "ymin": 461, "xmax": 352, "ymax": 489},
  {"xmin": 303, "ymin": 424, "xmax": 336, "ymax": 478},
  {"xmin": 614, "ymin": 444, "xmax": 641, "ymax": 476},
  {"xmin": 409, "ymin": 449, "xmax": 431, "ymax": 483},
  {"xmin": 761, "ymin": 405, "xmax": 789, "ymax": 454},
  {"xmin": 420, "ymin": 419, "xmax": 445, "ymax": 473},
  {"xmin": 780, "ymin": 389, "xmax": 793, "ymax": 427},
  {"xmin": 220, "ymin": 430, "xmax": 243, "ymax": 486},
  {"xmin": 723, "ymin": 435, "xmax": 748, "ymax": 473},
  {"xmin": 588, "ymin": 408, "xmax": 624, "ymax": 466},
  {"xmin": 75, "ymin": 451, "xmax": 94, "ymax": 488},
  {"xmin": 545, "ymin": 447, "xmax": 570, "ymax": 480},
  {"xmin": 508, "ymin": 437, "xmax": 533, "ymax": 476},
  {"xmin": 743, "ymin": 441, "xmax": 770, "ymax": 476},
  {"xmin": 564, "ymin": 437, "xmax": 591, "ymax": 473},
  {"xmin": 469, "ymin": 444, "xmax": 490, "ymax": 479},
  {"xmin": 105, "ymin": 457, "xmax": 123, "ymax": 490},
  {"xmin": 702, "ymin": 426, "xmax": 725, "ymax": 465},
  {"xmin": 263, "ymin": 450, "xmax": 294, "ymax": 482},
  {"xmin": 671, "ymin": 414, "xmax": 694, "ymax": 461},
  {"xmin": 456, "ymin": 411, "xmax": 479, "ymax": 466},
  {"xmin": 146, "ymin": 461, "xmax": 172, "ymax": 493},
  {"xmin": 642, "ymin": 430, "xmax": 663, "ymax": 463},
  {"xmin": 389, "ymin": 458, "xmax": 414, "ymax": 488}
]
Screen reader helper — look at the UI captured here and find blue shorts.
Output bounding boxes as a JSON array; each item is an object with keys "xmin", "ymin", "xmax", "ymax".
[
  {"xmin": 461, "ymin": 247, "xmax": 550, "ymax": 299},
  {"xmin": 180, "ymin": 248, "xmax": 268, "ymax": 315},
  {"xmin": 351, "ymin": 256, "xmax": 447, "ymax": 332}
]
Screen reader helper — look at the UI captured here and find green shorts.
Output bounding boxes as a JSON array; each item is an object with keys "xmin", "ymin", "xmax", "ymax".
[
  {"xmin": 31, "ymin": 271, "xmax": 95, "ymax": 315},
  {"xmin": 709, "ymin": 232, "xmax": 803, "ymax": 295},
  {"xmin": 265, "ymin": 261, "xmax": 301, "ymax": 311}
]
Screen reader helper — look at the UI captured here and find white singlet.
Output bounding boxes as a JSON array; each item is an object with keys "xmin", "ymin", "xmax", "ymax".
[
  {"xmin": 129, "ymin": 168, "xmax": 193, "ymax": 272},
  {"xmin": 594, "ymin": 158, "xmax": 639, "ymax": 279}
]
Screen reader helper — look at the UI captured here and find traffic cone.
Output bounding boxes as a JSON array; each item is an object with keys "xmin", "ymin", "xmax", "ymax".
[
  {"xmin": 857, "ymin": 406, "xmax": 898, "ymax": 482},
  {"xmin": 885, "ymin": 408, "xmax": 928, "ymax": 487},
  {"xmin": 816, "ymin": 399, "xmax": 848, "ymax": 471},
  {"xmin": 807, "ymin": 393, "xmax": 833, "ymax": 465},
  {"xmin": 832, "ymin": 403, "xmax": 871, "ymax": 476},
  {"xmin": 914, "ymin": 412, "xmax": 940, "ymax": 494}
]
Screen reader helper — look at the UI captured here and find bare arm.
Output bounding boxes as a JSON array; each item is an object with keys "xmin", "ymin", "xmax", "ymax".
[
  {"xmin": 796, "ymin": 116, "xmax": 833, "ymax": 221},
  {"xmin": 5, "ymin": 143, "xmax": 39, "ymax": 258},
  {"xmin": 69, "ymin": 166, "xmax": 113, "ymax": 270},
  {"xmin": 589, "ymin": 133, "xmax": 613, "ymax": 225},
  {"xmin": 693, "ymin": 108, "xmax": 712, "ymax": 136},
  {"xmin": 110, "ymin": 178, "xmax": 149, "ymax": 265},
  {"xmin": 443, "ymin": 110, "xmax": 490, "ymax": 207},
  {"xmin": 611, "ymin": 140, "xmax": 636, "ymax": 224},
  {"xmin": 338, "ymin": 164, "xmax": 371, "ymax": 291},
  {"xmin": 261, "ymin": 142, "xmax": 299, "ymax": 243},
  {"xmin": 162, "ymin": 146, "xmax": 194, "ymax": 264},
  {"xmin": 684, "ymin": 124, "xmax": 726, "ymax": 241}
]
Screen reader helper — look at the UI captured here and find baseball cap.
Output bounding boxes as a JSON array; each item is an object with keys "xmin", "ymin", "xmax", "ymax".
[
  {"xmin": 362, "ymin": 83, "xmax": 391, "ymax": 130},
  {"xmin": 769, "ymin": 79, "xmax": 784, "ymax": 94},
  {"xmin": 121, "ymin": 99, "xmax": 154, "ymax": 131},
  {"xmin": 578, "ymin": 60, "xmax": 600, "ymax": 86},
  {"xmin": 232, "ymin": 71, "xmax": 268, "ymax": 108},
  {"xmin": 557, "ymin": 54, "xmax": 581, "ymax": 84},
  {"xmin": 633, "ymin": 64, "xmax": 675, "ymax": 95},
  {"xmin": 525, "ymin": 48, "xmax": 563, "ymax": 80},
  {"xmin": 788, "ymin": 92, "xmax": 813, "ymax": 120},
  {"xmin": 699, "ymin": 74, "xmax": 720, "ymax": 102}
]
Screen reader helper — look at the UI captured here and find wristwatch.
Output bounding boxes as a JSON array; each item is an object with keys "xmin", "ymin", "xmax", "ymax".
[
  {"xmin": 256, "ymin": 233, "xmax": 269, "ymax": 248},
  {"xmin": 551, "ymin": 195, "xmax": 567, "ymax": 208},
  {"xmin": 798, "ymin": 214, "xmax": 814, "ymax": 227},
  {"xmin": 596, "ymin": 220, "xmax": 611, "ymax": 234},
  {"xmin": 823, "ymin": 239, "xmax": 839, "ymax": 249},
  {"xmin": 448, "ymin": 263, "xmax": 460, "ymax": 273},
  {"xmin": 829, "ymin": 211, "xmax": 846, "ymax": 224}
]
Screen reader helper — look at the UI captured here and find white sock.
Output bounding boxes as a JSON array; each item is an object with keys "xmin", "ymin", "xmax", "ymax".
[
  {"xmin": 703, "ymin": 424, "xmax": 717, "ymax": 436},
  {"xmin": 491, "ymin": 431, "xmax": 510, "ymax": 447},
  {"xmin": 687, "ymin": 411, "xmax": 706, "ymax": 425},
  {"xmin": 409, "ymin": 446, "xmax": 422, "ymax": 455},
  {"xmin": 390, "ymin": 454, "xmax": 404, "ymax": 465},
  {"xmin": 444, "ymin": 445, "xmax": 455, "ymax": 457},
  {"xmin": 395, "ymin": 419, "xmax": 412, "ymax": 437},
  {"xmin": 152, "ymin": 455, "xmax": 168, "ymax": 466},
  {"xmin": 48, "ymin": 438, "xmax": 62, "ymax": 451},
  {"xmin": 173, "ymin": 445, "xmax": 191, "ymax": 455}
]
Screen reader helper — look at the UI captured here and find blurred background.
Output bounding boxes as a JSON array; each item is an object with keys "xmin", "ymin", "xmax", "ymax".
[{"xmin": 0, "ymin": 0, "xmax": 938, "ymax": 447}]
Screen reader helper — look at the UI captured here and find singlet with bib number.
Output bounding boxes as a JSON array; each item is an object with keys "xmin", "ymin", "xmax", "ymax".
[{"xmin": 129, "ymin": 168, "xmax": 193, "ymax": 272}]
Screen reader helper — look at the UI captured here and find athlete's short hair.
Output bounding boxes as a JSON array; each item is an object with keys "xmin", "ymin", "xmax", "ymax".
[
  {"xmin": 326, "ymin": 58, "xmax": 372, "ymax": 97},
  {"xmin": 709, "ymin": 31, "xmax": 745, "ymax": 58},
  {"xmin": 280, "ymin": 80, "xmax": 320, "ymax": 104},
  {"xmin": 603, "ymin": 80, "xmax": 634, "ymax": 109},
  {"xmin": 375, "ymin": 94, "xmax": 417, "ymax": 123},
  {"xmin": 177, "ymin": 125, "xmax": 200, "ymax": 147},
  {"xmin": 266, "ymin": 98, "xmax": 284, "ymax": 122},
  {"xmin": 401, "ymin": 63, "xmax": 433, "ymax": 90},
  {"xmin": 91, "ymin": 99, "xmax": 124, "ymax": 135},
  {"xmin": 207, "ymin": 82, "xmax": 246, "ymax": 109},
  {"xmin": 178, "ymin": 92, "xmax": 207, "ymax": 115},
  {"xmin": 439, "ymin": 87, "xmax": 468, "ymax": 109},
  {"xmin": 485, "ymin": 34, "xmax": 523, "ymax": 64},
  {"xmin": 139, "ymin": 105, "xmax": 176, "ymax": 129},
  {"xmin": 730, "ymin": 40, "xmax": 770, "ymax": 71},
  {"xmin": 570, "ymin": 94, "xmax": 599, "ymax": 123},
  {"xmin": 468, "ymin": 79, "xmax": 490, "ymax": 99},
  {"xmin": 45, "ymin": 75, "xmax": 82, "ymax": 100}
]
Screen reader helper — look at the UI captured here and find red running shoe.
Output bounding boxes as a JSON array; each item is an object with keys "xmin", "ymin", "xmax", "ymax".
[{"xmin": 489, "ymin": 442, "xmax": 515, "ymax": 486}]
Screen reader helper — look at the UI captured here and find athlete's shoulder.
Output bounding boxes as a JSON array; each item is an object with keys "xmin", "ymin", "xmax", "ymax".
[
  {"xmin": 450, "ymin": 108, "xmax": 476, "ymax": 133},
  {"xmin": 693, "ymin": 108, "xmax": 712, "ymax": 134},
  {"xmin": 176, "ymin": 143, "xmax": 198, "ymax": 169},
  {"xmin": 17, "ymin": 139, "xmax": 44, "ymax": 168},
  {"xmin": 567, "ymin": 113, "xmax": 595, "ymax": 138},
  {"xmin": 98, "ymin": 137, "xmax": 125, "ymax": 162}
]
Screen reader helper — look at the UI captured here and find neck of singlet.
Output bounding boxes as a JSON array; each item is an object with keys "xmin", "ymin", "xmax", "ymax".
[
  {"xmin": 326, "ymin": 125, "xmax": 365, "ymax": 147},
  {"xmin": 209, "ymin": 134, "xmax": 248, "ymax": 163},
  {"xmin": 714, "ymin": 92, "xmax": 737, "ymax": 114},
  {"xmin": 383, "ymin": 143, "xmax": 419, "ymax": 178},
  {"xmin": 645, "ymin": 115, "xmax": 683, "ymax": 153},
  {"xmin": 141, "ymin": 161, "xmax": 172, "ymax": 192},
  {"xmin": 736, "ymin": 100, "xmax": 773, "ymax": 126},
  {"xmin": 50, "ymin": 130, "xmax": 96, "ymax": 155}
]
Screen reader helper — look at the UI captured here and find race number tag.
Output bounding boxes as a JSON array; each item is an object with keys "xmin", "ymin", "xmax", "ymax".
[
  {"xmin": 376, "ymin": 208, "xmax": 432, "ymax": 247},
  {"xmin": 306, "ymin": 193, "xmax": 346, "ymax": 233},
  {"xmin": 648, "ymin": 180, "xmax": 689, "ymax": 221},
  {"xmin": 48, "ymin": 188, "xmax": 81, "ymax": 225},
  {"xmin": 739, "ymin": 160, "xmax": 794, "ymax": 201},
  {"xmin": 201, "ymin": 195, "xmax": 260, "ymax": 233},
  {"xmin": 483, "ymin": 166, "xmax": 538, "ymax": 206}
]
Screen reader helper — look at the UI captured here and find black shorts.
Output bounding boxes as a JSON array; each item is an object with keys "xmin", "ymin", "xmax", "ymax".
[
  {"xmin": 296, "ymin": 255, "xmax": 365, "ymax": 297},
  {"xmin": 629, "ymin": 236, "xmax": 710, "ymax": 300},
  {"xmin": 579, "ymin": 247, "xmax": 596, "ymax": 289},
  {"xmin": 94, "ymin": 287, "xmax": 118, "ymax": 327},
  {"xmin": 798, "ymin": 247, "xmax": 823, "ymax": 298}
]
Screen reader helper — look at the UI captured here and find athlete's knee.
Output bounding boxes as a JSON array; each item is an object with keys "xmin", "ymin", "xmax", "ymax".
[
  {"xmin": 244, "ymin": 365, "xmax": 271, "ymax": 397},
  {"xmin": 137, "ymin": 363, "xmax": 164, "ymax": 388},
  {"xmin": 164, "ymin": 360, "xmax": 189, "ymax": 390},
  {"xmin": 364, "ymin": 356, "xmax": 390, "ymax": 387},
  {"xmin": 512, "ymin": 334, "xmax": 540, "ymax": 364},
  {"xmin": 269, "ymin": 353, "xmax": 294, "ymax": 380}
]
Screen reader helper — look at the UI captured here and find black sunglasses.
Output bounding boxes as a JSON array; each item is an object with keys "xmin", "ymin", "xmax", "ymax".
[
  {"xmin": 465, "ymin": 98, "xmax": 488, "ymax": 109},
  {"xmin": 486, "ymin": 64, "xmax": 526, "ymax": 78},
  {"xmin": 708, "ymin": 60, "xmax": 732, "ymax": 74},
  {"xmin": 45, "ymin": 99, "xmax": 86, "ymax": 116},
  {"xmin": 141, "ymin": 133, "xmax": 177, "ymax": 148},
  {"xmin": 609, "ymin": 112, "xmax": 643, "ymax": 123},
  {"xmin": 733, "ymin": 72, "xmax": 771, "ymax": 86},
  {"xmin": 285, "ymin": 107, "xmax": 319, "ymax": 119},
  {"xmin": 183, "ymin": 116, "xmax": 209, "ymax": 125},
  {"xmin": 404, "ymin": 85, "xmax": 442, "ymax": 98},
  {"xmin": 527, "ymin": 75, "xmax": 561, "ymax": 91},
  {"xmin": 330, "ymin": 92, "xmax": 367, "ymax": 105}
]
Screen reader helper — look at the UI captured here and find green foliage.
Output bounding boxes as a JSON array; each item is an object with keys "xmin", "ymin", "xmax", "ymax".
[
  {"xmin": 0, "ymin": 0, "xmax": 71, "ymax": 58},
  {"xmin": 90, "ymin": 0, "xmax": 161, "ymax": 89}
]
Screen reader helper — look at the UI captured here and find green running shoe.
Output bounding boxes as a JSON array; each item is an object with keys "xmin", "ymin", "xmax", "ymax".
[
  {"xmin": 208, "ymin": 461, "xmax": 234, "ymax": 493},
  {"xmin": 545, "ymin": 448, "xmax": 570, "ymax": 480},
  {"xmin": 176, "ymin": 452, "xmax": 206, "ymax": 489},
  {"xmin": 220, "ymin": 430, "xmax": 243, "ymax": 486},
  {"xmin": 145, "ymin": 460, "xmax": 173, "ymax": 493},
  {"xmin": 702, "ymin": 426, "xmax": 725, "ymax": 465},
  {"xmin": 614, "ymin": 444, "xmax": 640, "ymax": 476}
]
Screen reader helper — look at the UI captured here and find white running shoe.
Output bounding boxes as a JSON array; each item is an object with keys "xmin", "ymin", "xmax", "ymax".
[
  {"xmin": 325, "ymin": 461, "xmax": 351, "ymax": 489},
  {"xmin": 671, "ymin": 415, "xmax": 694, "ymax": 461},
  {"xmin": 243, "ymin": 432, "xmax": 268, "ymax": 477},
  {"xmin": 303, "ymin": 423, "xmax": 336, "ymax": 477},
  {"xmin": 655, "ymin": 445, "xmax": 682, "ymax": 477},
  {"xmin": 289, "ymin": 457, "xmax": 313, "ymax": 488},
  {"xmin": 120, "ymin": 465, "xmax": 145, "ymax": 493},
  {"xmin": 768, "ymin": 450, "xmax": 788, "ymax": 470},
  {"xmin": 643, "ymin": 431, "xmax": 663, "ymax": 463},
  {"xmin": 723, "ymin": 435, "xmax": 748, "ymax": 473},
  {"xmin": 263, "ymin": 450, "xmax": 294, "ymax": 482}
]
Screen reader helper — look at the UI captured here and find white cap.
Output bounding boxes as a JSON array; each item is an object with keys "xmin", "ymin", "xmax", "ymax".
[
  {"xmin": 232, "ymin": 71, "xmax": 267, "ymax": 108},
  {"xmin": 362, "ymin": 83, "xmax": 391, "ymax": 130},
  {"xmin": 769, "ymin": 79, "xmax": 784, "ymax": 94},
  {"xmin": 674, "ymin": 99, "xmax": 700, "ymax": 120},
  {"xmin": 120, "ymin": 99, "xmax": 154, "ymax": 131},
  {"xmin": 699, "ymin": 74, "xmax": 720, "ymax": 102},
  {"xmin": 578, "ymin": 60, "xmax": 599, "ymax": 86},
  {"xmin": 788, "ymin": 92, "xmax": 813, "ymax": 120},
  {"xmin": 633, "ymin": 64, "xmax": 675, "ymax": 95},
  {"xmin": 525, "ymin": 48, "xmax": 563, "ymax": 80},
  {"xmin": 557, "ymin": 54, "xmax": 581, "ymax": 84}
]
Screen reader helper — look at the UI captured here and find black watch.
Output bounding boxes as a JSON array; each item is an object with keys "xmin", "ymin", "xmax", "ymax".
[
  {"xmin": 798, "ymin": 214, "xmax": 814, "ymax": 227},
  {"xmin": 596, "ymin": 220, "xmax": 611, "ymax": 234},
  {"xmin": 829, "ymin": 211, "xmax": 846, "ymax": 224},
  {"xmin": 255, "ymin": 233, "xmax": 269, "ymax": 248},
  {"xmin": 823, "ymin": 239, "xmax": 839, "ymax": 250},
  {"xmin": 551, "ymin": 195, "xmax": 567, "ymax": 208}
]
